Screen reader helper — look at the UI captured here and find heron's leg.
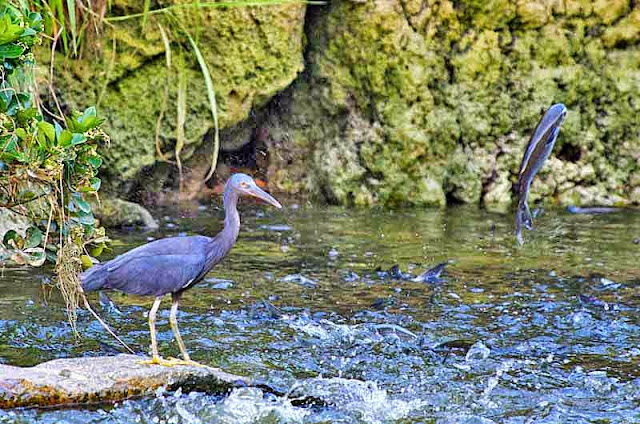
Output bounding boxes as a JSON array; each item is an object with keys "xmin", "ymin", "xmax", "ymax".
[
  {"xmin": 166, "ymin": 293, "xmax": 209, "ymax": 367},
  {"xmin": 140, "ymin": 296, "xmax": 164, "ymax": 365},
  {"xmin": 140, "ymin": 294, "xmax": 206, "ymax": 368},
  {"xmin": 170, "ymin": 292, "xmax": 191, "ymax": 361}
]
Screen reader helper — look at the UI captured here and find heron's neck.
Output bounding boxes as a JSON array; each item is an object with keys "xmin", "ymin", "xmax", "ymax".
[{"xmin": 222, "ymin": 186, "xmax": 240, "ymax": 242}]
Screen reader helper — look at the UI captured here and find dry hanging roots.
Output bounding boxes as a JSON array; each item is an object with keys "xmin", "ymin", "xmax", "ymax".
[
  {"xmin": 56, "ymin": 240, "xmax": 83, "ymax": 335},
  {"xmin": 56, "ymin": 238, "xmax": 134, "ymax": 353}
]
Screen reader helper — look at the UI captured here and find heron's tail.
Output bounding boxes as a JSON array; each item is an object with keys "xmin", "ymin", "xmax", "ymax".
[
  {"xmin": 515, "ymin": 200, "xmax": 533, "ymax": 245},
  {"xmin": 80, "ymin": 264, "xmax": 108, "ymax": 292}
]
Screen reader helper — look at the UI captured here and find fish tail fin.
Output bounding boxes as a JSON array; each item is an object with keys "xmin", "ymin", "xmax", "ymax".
[
  {"xmin": 515, "ymin": 201, "xmax": 533, "ymax": 245},
  {"xmin": 425, "ymin": 262, "xmax": 447, "ymax": 279}
]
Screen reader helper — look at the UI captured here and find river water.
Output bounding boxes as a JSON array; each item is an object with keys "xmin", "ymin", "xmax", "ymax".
[{"xmin": 1, "ymin": 204, "xmax": 639, "ymax": 423}]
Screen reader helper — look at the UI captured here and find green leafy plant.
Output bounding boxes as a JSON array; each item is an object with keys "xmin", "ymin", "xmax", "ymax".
[
  {"xmin": 26, "ymin": 0, "xmax": 322, "ymax": 188},
  {"xmin": 0, "ymin": 3, "xmax": 109, "ymax": 272}
]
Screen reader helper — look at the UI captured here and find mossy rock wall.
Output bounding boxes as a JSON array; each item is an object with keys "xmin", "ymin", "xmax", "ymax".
[
  {"xmin": 38, "ymin": 0, "xmax": 306, "ymax": 192},
  {"xmin": 265, "ymin": 0, "xmax": 640, "ymax": 208}
]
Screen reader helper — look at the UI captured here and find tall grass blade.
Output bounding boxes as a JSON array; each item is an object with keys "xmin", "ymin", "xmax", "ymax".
[
  {"xmin": 51, "ymin": 0, "xmax": 69, "ymax": 53},
  {"xmin": 186, "ymin": 33, "xmax": 219, "ymax": 182},
  {"xmin": 65, "ymin": 0, "xmax": 78, "ymax": 55},
  {"xmin": 96, "ymin": 30, "xmax": 117, "ymax": 108},
  {"xmin": 155, "ymin": 23, "xmax": 171, "ymax": 161},
  {"xmin": 141, "ymin": 0, "xmax": 151, "ymax": 29},
  {"xmin": 175, "ymin": 57, "xmax": 187, "ymax": 190},
  {"xmin": 194, "ymin": 0, "xmax": 201, "ymax": 42}
]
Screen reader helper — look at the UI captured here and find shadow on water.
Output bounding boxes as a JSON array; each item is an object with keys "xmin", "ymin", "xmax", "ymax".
[{"xmin": 1, "ymin": 205, "xmax": 639, "ymax": 423}]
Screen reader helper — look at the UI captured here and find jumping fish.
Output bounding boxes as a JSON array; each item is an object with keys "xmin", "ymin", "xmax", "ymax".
[{"xmin": 515, "ymin": 103, "xmax": 567, "ymax": 245}]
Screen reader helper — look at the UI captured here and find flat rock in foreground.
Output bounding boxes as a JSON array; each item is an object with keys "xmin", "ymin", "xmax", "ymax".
[{"xmin": 0, "ymin": 354, "xmax": 249, "ymax": 409}]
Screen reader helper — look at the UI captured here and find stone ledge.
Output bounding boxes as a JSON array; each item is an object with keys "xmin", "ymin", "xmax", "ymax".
[{"xmin": 0, "ymin": 354, "xmax": 249, "ymax": 409}]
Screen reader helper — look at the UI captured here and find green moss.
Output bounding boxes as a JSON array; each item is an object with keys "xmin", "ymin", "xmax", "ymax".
[
  {"xmin": 592, "ymin": 0, "xmax": 629, "ymax": 24},
  {"xmin": 38, "ymin": 1, "xmax": 306, "ymax": 193},
  {"xmin": 265, "ymin": 0, "xmax": 640, "ymax": 207},
  {"xmin": 516, "ymin": 1, "xmax": 551, "ymax": 28},
  {"xmin": 444, "ymin": 148, "xmax": 482, "ymax": 204},
  {"xmin": 36, "ymin": 0, "xmax": 640, "ymax": 207},
  {"xmin": 455, "ymin": 0, "xmax": 515, "ymax": 29},
  {"xmin": 602, "ymin": 8, "xmax": 640, "ymax": 47}
]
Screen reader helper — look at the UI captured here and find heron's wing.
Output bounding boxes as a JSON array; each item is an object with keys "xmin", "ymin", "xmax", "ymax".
[
  {"xmin": 103, "ymin": 253, "xmax": 208, "ymax": 296},
  {"xmin": 103, "ymin": 236, "xmax": 211, "ymax": 272}
]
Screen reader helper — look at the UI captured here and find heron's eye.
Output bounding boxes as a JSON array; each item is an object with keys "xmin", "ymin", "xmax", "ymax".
[{"xmin": 240, "ymin": 182, "xmax": 249, "ymax": 188}]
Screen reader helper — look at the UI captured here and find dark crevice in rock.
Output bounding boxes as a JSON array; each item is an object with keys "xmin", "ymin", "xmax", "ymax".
[{"xmin": 399, "ymin": 0, "xmax": 419, "ymax": 34}]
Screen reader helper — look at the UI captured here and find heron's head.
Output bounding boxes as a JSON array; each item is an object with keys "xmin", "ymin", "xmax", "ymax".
[{"xmin": 228, "ymin": 173, "xmax": 282, "ymax": 209}]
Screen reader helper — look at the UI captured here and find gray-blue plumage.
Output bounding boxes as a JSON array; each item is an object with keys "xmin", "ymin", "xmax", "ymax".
[
  {"xmin": 81, "ymin": 235, "xmax": 231, "ymax": 296},
  {"xmin": 79, "ymin": 174, "xmax": 282, "ymax": 364},
  {"xmin": 81, "ymin": 185, "xmax": 242, "ymax": 297}
]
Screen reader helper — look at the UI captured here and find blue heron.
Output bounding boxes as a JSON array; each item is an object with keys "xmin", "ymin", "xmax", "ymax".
[{"xmin": 81, "ymin": 174, "xmax": 282, "ymax": 366}]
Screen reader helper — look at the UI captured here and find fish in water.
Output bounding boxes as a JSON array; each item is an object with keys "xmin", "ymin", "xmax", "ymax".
[
  {"xmin": 515, "ymin": 103, "xmax": 567, "ymax": 244},
  {"xmin": 376, "ymin": 262, "xmax": 449, "ymax": 282},
  {"xmin": 412, "ymin": 262, "xmax": 449, "ymax": 283},
  {"xmin": 567, "ymin": 205, "xmax": 621, "ymax": 214}
]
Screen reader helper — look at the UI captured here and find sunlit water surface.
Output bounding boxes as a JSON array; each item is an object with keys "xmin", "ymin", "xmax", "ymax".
[{"xmin": 1, "ymin": 204, "xmax": 639, "ymax": 423}]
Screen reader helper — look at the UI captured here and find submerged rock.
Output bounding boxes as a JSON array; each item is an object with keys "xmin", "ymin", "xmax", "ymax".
[
  {"xmin": 93, "ymin": 198, "xmax": 159, "ymax": 230},
  {"xmin": 0, "ymin": 354, "xmax": 248, "ymax": 409},
  {"xmin": 0, "ymin": 209, "xmax": 30, "ymax": 260}
]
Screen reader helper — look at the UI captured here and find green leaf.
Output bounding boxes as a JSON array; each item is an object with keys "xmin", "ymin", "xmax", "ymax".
[
  {"xmin": 80, "ymin": 254, "xmax": 95, "ymax": 269},
  {"xmin": 16, "ymin": 106, "xmax": 37, "ymax": 124},
  {"xmin": 72, "ymin": 193, "xmax": 91, "ymax": 213},
  {"xmin": 14, "ymin": 152, "xmax": 28, "ymax": 162},
  {"xmin": 0, "ymin": 14, "xmax": 25, "ymax": 45},
  {"xmin": 25, "ymin": 226, "xmax": 43, "ymax": 249},
  {"xmin": 82, "ymin": 106, "xmax": 97, "ymax": 118},
  {"xmin": 45, "ymin": 250, "xmax": 57, "ymax": 263},
  {"xmin": 17, "ymin": 189, "xmax": 36, "ymax": 202},
  {"xmin": 90, "ymin": 245, "xmax": 104, "ymax": 257},
  {"xmin": 68, "ymin": 107, "xmax": 102, "ymax": 132},
  {"xmin": 1, "ymin": 135, "xmax": 17, "ymax": 153},
  {"xmin": 72, "ymin": 212, "xmax": 95, "ymax": 226},
  {"xmin": 58, "ymin": 129, "xmax": 72, "ymax": 146},
  {"xmin": 15, "ymin": 127, "xmax": 26, "ymax": 140},
  {"xmin": 38, "ymin": 121, "xmax": 55, "ymax": 142},
  {"xmin": 70, "ymin": 133, "xmax": 87, "ymax": 146},
  {"xmin": 36, "ymin": 131, "xmax": 47, "ymax": 149},
  {"xmin": 2, "ymin": 230, "xmax": 23, "ymax": 249},
  {"xmin": 27, "ymin": 12, "xmax": 43, "ymax": 30},
  {"xmin": 88, "ymin": 156, "xmax": 102, "ymax": 169},
  {"xmin": 0, "ymin": 88, "xmax": 13, "ymax": 110},
  {"xmin": 90, "ymin": 177, "xmax": 101, "ymax": 191},
  {"xmin": 54, "ymin": 121, "xmax": 63, "ymax": 139},
  {"xmin": 16, "ymin": 93, "xmax": 31, "ymax": 105},
  {"xmin": 22, "ymin": 247, "xmax": 45, "ymax": 267},
  {"xmin": 0, "ymin": 43, "xmax": 24, "ymax": 59}
]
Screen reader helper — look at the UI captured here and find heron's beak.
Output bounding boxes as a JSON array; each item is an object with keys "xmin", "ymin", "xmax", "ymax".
[{"xmin": 247, "ymin": 184, "xmax": 282, "ymax": 209}]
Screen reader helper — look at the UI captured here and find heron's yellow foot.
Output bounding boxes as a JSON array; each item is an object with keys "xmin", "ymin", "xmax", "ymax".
[
  {"xmin": 166, "ymin": 357, "xmax": 209, "ymax": 368},
  {"xmin": 140, "ymin": 355, "xmax": 187, "ymax": 367}
]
